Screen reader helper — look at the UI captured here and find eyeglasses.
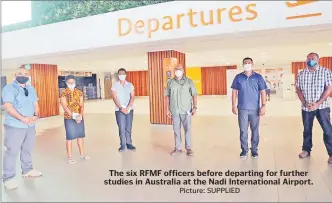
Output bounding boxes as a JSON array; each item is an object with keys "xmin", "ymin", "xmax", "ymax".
[{"xmin": 23, "ymin": 87, "xmax": 29, "ymax": 97}]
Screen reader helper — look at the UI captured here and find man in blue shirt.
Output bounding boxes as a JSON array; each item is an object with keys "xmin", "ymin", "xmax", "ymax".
[
  {"xmin": 231, "ymin": 57, "xmax": 267, "ymax": 159},
  {"xmin": 2, "ymin": 67, "xmax": 42, "ymax": 190}
]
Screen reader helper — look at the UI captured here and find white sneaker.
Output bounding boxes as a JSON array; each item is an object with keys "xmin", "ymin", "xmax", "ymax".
[
  {"xmin": 4, "ymin": 179, "xmax": 18, "ymax": 190},
  {"xmin": 22, "ymin": 169, "xmax": 43, "ymax": 178},
  {"xmin": 80, "ymin": 155, "xmax": 90, "ymax": 160}
]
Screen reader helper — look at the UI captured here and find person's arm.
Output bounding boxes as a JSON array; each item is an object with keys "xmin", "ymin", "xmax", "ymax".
[
  {"xmin": 231, "ymin": 76, "xmax": 239, "ymax": 114},
  {"xmin": 3, "ymin": 103, "xmax": 25, "ymax": 121},
  {"xmin": 79, "ymin": 95, "xmax": 84, "ymax": 117},
  {"xmin": 111, "ymin": 90, "xmax": 123, "ymax": 109},
  {"xmin": 260, "ymin": 90, "xmax": 267, "ymax": 106},
  {"xmin": 317, "ymin": 70, "xmax": 332, "ymax": 105},
  {"xmin": 60, "ymin": 93, "xmax": 73, "ymax": 117},
  {"xmin": 295, "ymin": 74, "xmax": 306, "ymax": 106},
  {"xmin": 165, "ymin": 80, "xmax": 172, "ymax": 117},
  {"xmin": 317, "ymin": 86, "xmax": 332, "ymax": 105},
  {"xmin": 232, "ymin": 89, "xmax": 238, "ymax": 107},
  {"xmin": 34, "ymin": 101, "xmax": 40, "ymax": 117},
  {"xmin": 2, "ymin": 86, "xmax": 26, "ymax": 122},
  {"xmin": 190, "ymin": 80, "xmax": 198, "ymax": 109},
  {"xmin": 127, "ymin": 84, "xmax": 135, "ymax": 109},
  {"xmin": 296, "ymin": 87, "xmax": 306, "ymax": 105}
]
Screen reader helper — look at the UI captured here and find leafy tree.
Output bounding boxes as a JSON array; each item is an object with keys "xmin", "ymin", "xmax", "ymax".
[{"xmin": 2, "ymin": 0, "xmax": 172, "ymax": 33}]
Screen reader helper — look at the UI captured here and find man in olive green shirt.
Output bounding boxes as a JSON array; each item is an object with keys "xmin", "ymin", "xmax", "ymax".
[{"xmin": 165, "ymin": 64, "xmax": 198, "ymax": 156}]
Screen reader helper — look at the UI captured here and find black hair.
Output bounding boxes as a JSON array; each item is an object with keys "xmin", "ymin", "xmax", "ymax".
[
  {"xmin": 118, "ymin": 68, "xmax": 127, "ymax": 74},
  {"xmin": 243, "ymin": 57, "xmax": 253, "ymax": 64},
  {"xmin": 65, "ymin": 74, "xmax": 75, "ymax": 82},
  {"xmin": 307, "ymin": 52, "xmax": 319, "ymax": 58}
]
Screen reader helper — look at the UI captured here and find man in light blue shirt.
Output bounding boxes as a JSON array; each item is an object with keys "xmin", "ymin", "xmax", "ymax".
[
  {"xmin": 111, "ymin": 68, "xmax": 136, "ymax": 152},
  {"xmin": 2, "ymin": 67, "xmax": 43, "ymax": 190}
]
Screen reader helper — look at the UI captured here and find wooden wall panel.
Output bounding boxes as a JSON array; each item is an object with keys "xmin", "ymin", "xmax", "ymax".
[
  {"xmin": 201, "ymin": 66, "xmax": 227, "ymax": 95},
  {"xmin": 30, "ymin": 64, "xmax": 59, "ymax": 118},
  {"xmin": 126, "ymin": 71, "xmax": 149, "ymax": 96},
  {"xmin": 148, "ymin": 50, "xmax": 185, "ymax": 125},
  {"xmin": 104, "ymin": 73, "xmax": 112, "ymax": 99},
  {"xmin": 291, "ymin": 61, "xmax": 306, "ymax": 81},
  {"xmin": 320, "ymin": 57, "xmax": 332, "ymax": 71}
]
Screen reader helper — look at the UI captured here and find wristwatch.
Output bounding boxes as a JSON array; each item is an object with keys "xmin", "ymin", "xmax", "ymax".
[
  {"xmin": 261, "ymin": 104, "xmax": 266, "ymax": 107},
  {"xmin": 193, "ymin": 107, "xmax": 198, "ymax": 110},
  {"xmin": 119, "ymin": 107, "xmax": 122, "ymax": 110}
]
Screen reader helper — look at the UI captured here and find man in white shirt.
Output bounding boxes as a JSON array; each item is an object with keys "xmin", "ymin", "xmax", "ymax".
[
  {"xmin": 265, "ymin": 76, "xmax": 272, "ymax": 101},
  {"xmin": 111, "ymin": 68, "xmax": 136, "ymax": 152}
]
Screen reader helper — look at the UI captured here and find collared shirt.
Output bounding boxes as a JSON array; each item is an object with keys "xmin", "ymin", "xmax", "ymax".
[
  {"xmin": 61, "ymin": 88, "xmax": 83, "ymax": 119},
  {"xmin": 296, "ymin": 66, "xmax": 332, "ymax": 111},
  {"xmin": 165, "ymin": 76, "xmax": 197, "ymax": 115},
  {"xmin": 266, "ymin": 81, "xmax": 272, "ymax": 89},
  {"xmin": 231, "ymin": 72, "xmax": 267, "ymax": 110},
  {"xmin": 2, "ymin": 81, "xmax": 38, "ymax": 128},
  {"xmin": 111, "ymin": 81, "xmax": 134, "ymax": 111}
]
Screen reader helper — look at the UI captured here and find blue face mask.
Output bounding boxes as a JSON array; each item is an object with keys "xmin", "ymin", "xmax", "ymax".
[{"xmin": 306, "ymin": 59, "xmax": 317, "ymax": 68}]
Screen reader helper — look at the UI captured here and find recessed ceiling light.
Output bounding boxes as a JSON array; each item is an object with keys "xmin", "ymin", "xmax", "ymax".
[
  {"xmin": 261, "ymin": 52, "xmax": 267, "ymax": 55},
  {"xmin": 328, "ymin": 43, "xmax": 332, "ymax": 46}
]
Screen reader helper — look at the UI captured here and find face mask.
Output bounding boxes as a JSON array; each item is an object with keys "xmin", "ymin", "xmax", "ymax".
[
  {"xmin": 67, "ymin": 84, "xmax": 76, "ymax": 90},
  {"xmin": 16, "ymin": 76, "xmax": 29, "ymax": 84},
  {"xmin": 243, "ymin": 64, "xmax": 252, "ymax": 72},
  {"xmin": 119, "ymin": 75, "xmax": 126, "ymax": 81},
  {"xmin": 175, "ymin": 70, "xmax": 184, "ymax": 78},
  {"xmin": 306, "ymin": 59, "xmax": 317, "ymax": 68}
]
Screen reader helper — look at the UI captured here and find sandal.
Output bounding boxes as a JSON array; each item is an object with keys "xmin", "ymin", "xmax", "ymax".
[
  {"xmin": 68, "ymin": 157, "xmax": 75, "ymax": 164},
  {"xmin": 80, "ymin": 155, "xmax": 90, "ymax": 160}
]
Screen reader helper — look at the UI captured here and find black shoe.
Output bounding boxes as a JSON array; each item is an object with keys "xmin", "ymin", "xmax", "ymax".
[
  {"xmin": 126, "ymin": 144, "xmax": 136, "ymax": 150},
  {"xmin": 252, "ymin": 152, "xmax": 259, "ymax": 159},
  {"xmin": 118, "ymin": 145, "xmax": 126, "ymax": 152}
]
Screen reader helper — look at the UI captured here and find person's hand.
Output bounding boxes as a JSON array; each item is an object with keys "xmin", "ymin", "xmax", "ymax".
[
  {"xmin": 167, "ymin": 109, "xmax": 172, "ymax": 118},
  {"xmin": 191, "ymin": 108, "xmax": 197, "ymax": 116},
  {"xmin": 259, "ymin": 106, "xmax": 266, "ymax": 116},
  {"xmin": 121, "ymin": 108, "xmax": 128, "ymax": 114},
  {"xmin": 21, "ymin": 117, "xmax": 31, "ymax": 125},
  {"xmin": 308, "ymin": 102, "xmax": 319, "ymax": 111},
  {"xmin": 28, "ymin": 116, "xmax": 38, "ymax": 122},
  {"xmin": 232, "ymin": 106, "xmax": 238, "ymax": 115}
]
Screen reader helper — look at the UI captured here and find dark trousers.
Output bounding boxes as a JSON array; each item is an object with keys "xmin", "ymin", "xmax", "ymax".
[
  {"xmin": 302, "ymin": 108, "xmax": 332, "ymax": 156},
  {"xmin": 115, "ymin": 110, "xmax": 134, "ymax": 146},
  {"xmin": 238, "ymin": 109, "xmax": 260, "ymax": 153}
]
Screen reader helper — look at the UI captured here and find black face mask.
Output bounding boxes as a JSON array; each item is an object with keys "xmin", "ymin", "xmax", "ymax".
[{"xmin": 16, "ymin": 76, "xmax": 29, "ymax": 84}]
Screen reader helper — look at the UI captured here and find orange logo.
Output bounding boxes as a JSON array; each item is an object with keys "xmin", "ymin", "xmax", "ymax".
[{"xmin": 286, "ymin": 0, "xmax": 322, "ymax": 20}]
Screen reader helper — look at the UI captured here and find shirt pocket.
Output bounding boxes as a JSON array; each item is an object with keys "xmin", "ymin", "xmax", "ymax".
[
  {"xmin": 249, "ymin": 79, "xmax": 259, "ymax": 91},
  {"xmin": 239, "ymin": 81, "xmax": 247, "ymax": 90}
]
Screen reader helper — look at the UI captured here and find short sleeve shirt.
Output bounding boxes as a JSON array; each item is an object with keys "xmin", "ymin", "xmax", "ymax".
[
  {"xmin": 231, "ymin": 72, "xmax": 267, "ymax": 110},
  {"xmin": 2, "ymin": 81, "xmax": 38, "ymax": 128},
  {"xmin": 296, "ymin": 66, "xmax": 332, "ymax": 111},
  {"xmin": 111, "ymin": 81, "xmax": 134, "ymax": 111},
  {"xmin": 61, "ymin": 88, "xmax": 83, "ymax": 119},
  {"xmin": 165, "ymin": 76, "xmax": 198, "ymax": 115}
]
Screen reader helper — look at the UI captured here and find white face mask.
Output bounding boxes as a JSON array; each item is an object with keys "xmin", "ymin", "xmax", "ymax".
[
  {"xmin": 243, "ymin": 64, "xmax": 252, "ymax": 72},
  {"xmin": 67, "ymin": 83, "xmax": 76, "ymax": 90},
  {"xmin": 119, "ymin": 75, "xmax": 126, "ymax": 81},
  {"xmin": 175, "ymin": 70, "xmax": 184, "ymax": 78}
]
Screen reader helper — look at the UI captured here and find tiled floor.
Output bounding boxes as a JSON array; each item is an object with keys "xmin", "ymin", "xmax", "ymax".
[{"xmin": 1, "ymin": 96, "xmax": 332, "ymax": 202}]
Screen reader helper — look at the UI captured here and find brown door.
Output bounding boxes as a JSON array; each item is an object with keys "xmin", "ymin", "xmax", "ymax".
[{"xmin": 104, "ymin": 74, "xmax": 112, "ymax": 99}]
